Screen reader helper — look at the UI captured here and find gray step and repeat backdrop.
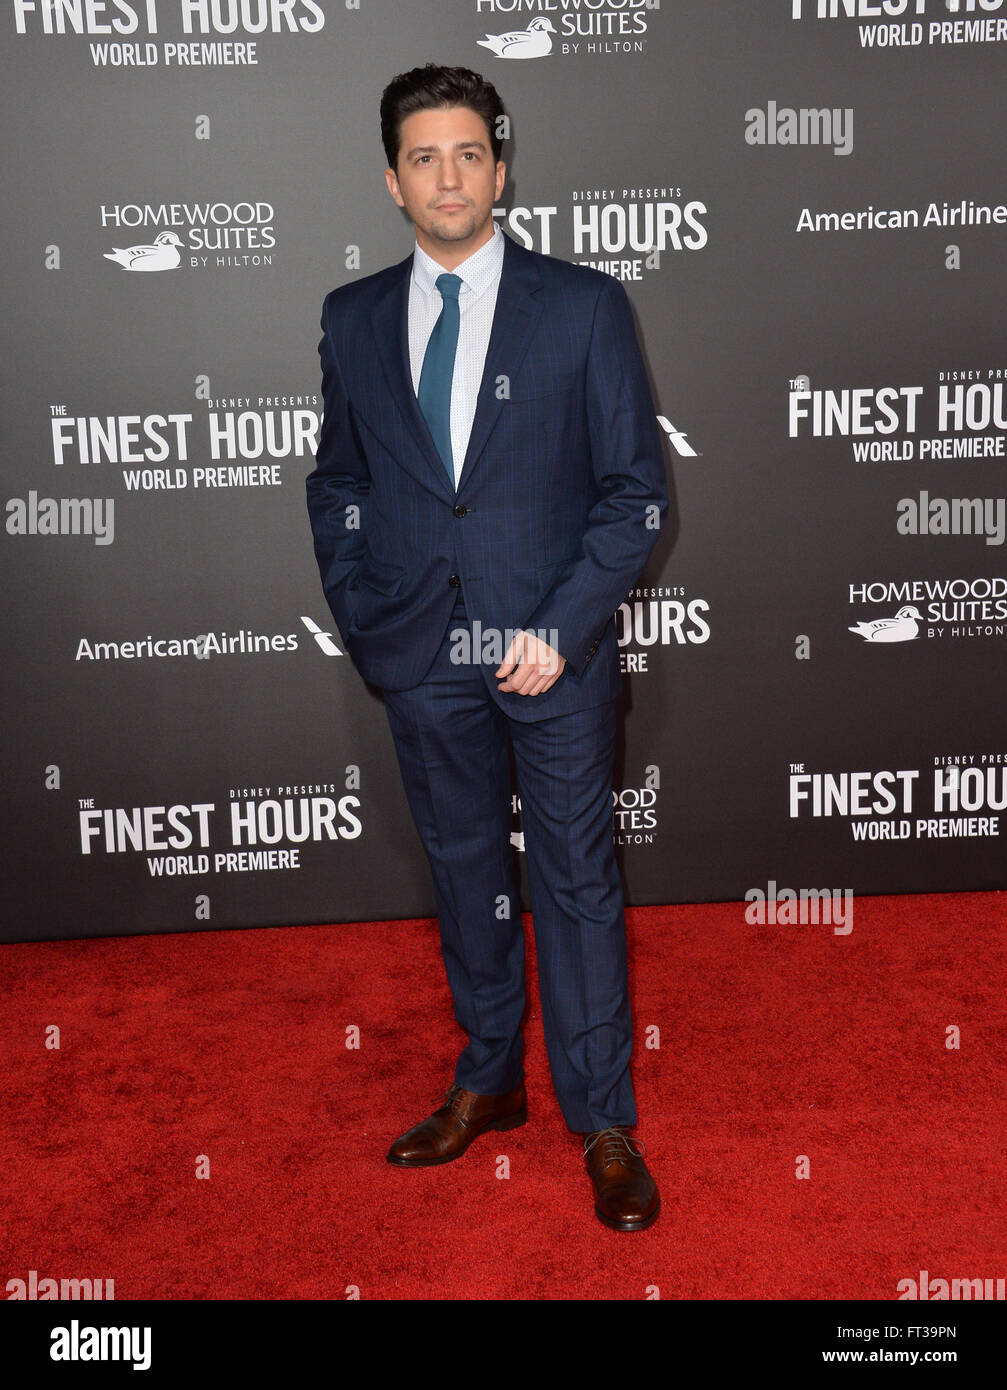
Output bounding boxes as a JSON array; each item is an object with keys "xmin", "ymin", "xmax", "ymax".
[{"xmin": 3, "ymin": 1, "xmax": 1005, "ymax": 943}]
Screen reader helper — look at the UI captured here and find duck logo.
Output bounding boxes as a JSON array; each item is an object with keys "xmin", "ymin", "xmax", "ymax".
[
  {"xmin": 104, "ymin": 232, "xmax": 183, "ymax": 273},
  {"xmin": 477, "ymin": 17, "xmax": 556, "ymax": 60},
  {"xmin": 848, "ymin": 606, "xmax": 923, "ymax": 643}
]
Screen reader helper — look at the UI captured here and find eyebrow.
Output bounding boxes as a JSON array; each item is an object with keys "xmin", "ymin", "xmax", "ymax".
[{"xmin": 404, "ymin": 140, "xmax": 487, "ymax": 159}]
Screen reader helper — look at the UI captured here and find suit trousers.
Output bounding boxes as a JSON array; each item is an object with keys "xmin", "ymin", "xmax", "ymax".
[{"xmin": 381, "ymin": 587, "xmax": 637, "ymax": 1134}]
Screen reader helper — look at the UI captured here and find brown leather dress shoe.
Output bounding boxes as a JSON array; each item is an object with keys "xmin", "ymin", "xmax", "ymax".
[
  {"xmin": 583, "ymin": 1126, "xmax": 660, "ymax": 1231},
  {"xmin": 386, "ymin": 1081, "xmax": 527, "ymax": 1167}
]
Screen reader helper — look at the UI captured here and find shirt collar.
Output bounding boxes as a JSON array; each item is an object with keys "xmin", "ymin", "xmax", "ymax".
[{"xmin": 411, "ymin": 221, "xmax": 504, "ymax": 300}]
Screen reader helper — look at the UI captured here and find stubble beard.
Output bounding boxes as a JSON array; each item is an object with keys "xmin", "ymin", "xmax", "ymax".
[{"xmin": 424, "ymin": 206, "xmax": 483, "ymax": 245}]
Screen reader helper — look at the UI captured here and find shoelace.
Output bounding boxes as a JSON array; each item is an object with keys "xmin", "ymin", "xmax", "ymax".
[
  {"xmin": 441, "ymin": 1083, "xmax": 470, "ymax": 1125},
  {"xmin": 583, "ymin": 1126, "xmax": 646, "ymax": 1168}
]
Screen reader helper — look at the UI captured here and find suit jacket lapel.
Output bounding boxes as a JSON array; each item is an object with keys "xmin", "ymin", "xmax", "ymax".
[
  {"xmin": 367, "ymin": 228, "xmax": 544, "ymax": 500},
  {"xmin": 456, "ymin": 230, "xmax": 543, "ymax": 496},
  {"xmin": 369, "ymin": 252, "xmax": 454, "ymax": 501}
]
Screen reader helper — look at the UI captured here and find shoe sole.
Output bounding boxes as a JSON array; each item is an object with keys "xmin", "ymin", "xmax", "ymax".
[
  {"xmin": 386, "ymin": 1109, "xmax": 528, "ymax": 1167},
  {"xmin": 594, "ymin": 1198, "xmax": 661, "ymax": 1232}
]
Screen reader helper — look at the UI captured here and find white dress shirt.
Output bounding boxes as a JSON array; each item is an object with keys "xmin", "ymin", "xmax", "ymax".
[{"xmin": 407, "ymin": 220, "xmax": 505, "ymax": 488}]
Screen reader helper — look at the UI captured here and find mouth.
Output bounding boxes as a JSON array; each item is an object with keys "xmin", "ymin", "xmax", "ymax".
[{"xmin": 435, "ymin": 203, "xmax": 467, "ymax": 212}]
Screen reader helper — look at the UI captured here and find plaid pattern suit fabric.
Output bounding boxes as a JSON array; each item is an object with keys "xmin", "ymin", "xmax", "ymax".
[{"xmin": 306, "ymin": 228, "xmax": 669, "ymax": 722}]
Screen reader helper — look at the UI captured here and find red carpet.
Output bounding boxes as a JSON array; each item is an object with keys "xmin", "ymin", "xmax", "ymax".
[{"xmin": 2, "ymin": 893, "xmax": 1005, "ymax": 1300}]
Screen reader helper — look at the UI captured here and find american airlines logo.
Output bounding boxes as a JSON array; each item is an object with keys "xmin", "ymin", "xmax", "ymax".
[
  {"xmin": 72, "ymin": 616, "xmax": 343, "ymax": 663},
  {"xmin": 657, "ymin": 414, "xmax": 698, "ymax": 458},
  {"xmin": 300, "ymin": 616, "xmax": 342, "ymax": 656}
]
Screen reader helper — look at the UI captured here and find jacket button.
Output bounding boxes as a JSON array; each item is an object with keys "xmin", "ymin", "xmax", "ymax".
[
  {"xmin": 448, "ymin": 574, "xmax": 461, "ymax": 587},
  {"xmin": 453, "ymin": 504, "xmax": 468, "ymax": 518}
]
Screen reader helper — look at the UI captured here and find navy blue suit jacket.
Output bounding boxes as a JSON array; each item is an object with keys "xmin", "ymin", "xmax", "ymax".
[{"xmin": 306, "ymin": 228, "xmax": 669, "ymax": 722}]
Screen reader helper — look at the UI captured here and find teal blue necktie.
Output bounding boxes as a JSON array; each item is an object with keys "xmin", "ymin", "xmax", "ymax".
[{"xmin": 417, "ymin": 272, "xmax": 462, "ymax": 488}]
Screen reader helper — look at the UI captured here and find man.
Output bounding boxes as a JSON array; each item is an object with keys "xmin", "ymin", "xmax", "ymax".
[{"xmin": 306, "ymin": 64, "xmax": 669, "ymax": 1231}]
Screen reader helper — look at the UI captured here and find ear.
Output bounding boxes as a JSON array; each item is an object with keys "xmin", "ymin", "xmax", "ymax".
[{"xmin": 384, "ymin": 167, "xmax": 404, "ymax": 208}]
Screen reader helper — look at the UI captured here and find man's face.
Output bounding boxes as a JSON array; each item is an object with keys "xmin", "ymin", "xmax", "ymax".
[{"xmin": 385, "ymin": 104, "xmax": 506, "ymax": 266}]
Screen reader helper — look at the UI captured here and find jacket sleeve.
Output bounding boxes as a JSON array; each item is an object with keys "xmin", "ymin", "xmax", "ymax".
[
  {"xmin": 522, "ymin": 275, "xmax": 670, "ymax": 677},
  {"xmin": 304, "ymin": 290, "xmax": 371, "ymax": 638}
]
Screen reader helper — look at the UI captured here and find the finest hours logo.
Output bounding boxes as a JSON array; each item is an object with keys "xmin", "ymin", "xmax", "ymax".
[
  {"xmin": 12, "ymin": 1, "xmax": 326, "ymax": 67},
  {"xmin": 789, "ymin": 370, "xmax": 1007, "ymax": 463},
  {"xmin": 789, "ymin": 0, "xmax": 1007, "ymax": 51}
]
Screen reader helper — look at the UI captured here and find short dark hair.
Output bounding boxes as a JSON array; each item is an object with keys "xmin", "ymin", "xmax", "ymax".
[{"xmin": 380, "ymin": 63, "xmax": 506, "ymax": 172}]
